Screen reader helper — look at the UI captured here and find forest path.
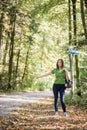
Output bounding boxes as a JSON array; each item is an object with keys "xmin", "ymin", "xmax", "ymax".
[
  {"xmin": 0, "ymin": 91, "xmax": 53, "ymax": 117},
  {"xmin": 0, "ymin": 92, "xmax": 87, "ymax": 130}
]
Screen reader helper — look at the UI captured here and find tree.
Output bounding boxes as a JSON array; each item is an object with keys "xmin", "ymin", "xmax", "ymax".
[
  {"xmin": 80, "ymin": 0, "xmax": 87, "ymax": 40},
  {"xmin": 0, "ymin": 0, "xmax": 86, "ymax": 94},
  {"xmin": 8, "ymin": 6, "xmax": 17, "ymax": 89}
]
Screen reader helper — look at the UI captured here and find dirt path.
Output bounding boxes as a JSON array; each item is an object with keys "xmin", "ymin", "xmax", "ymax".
[
  {"xmin": 0, "ymin": 91, "xmax": 53, "ymax": 117},
  {"xmin": 0, "ymin": 96, "xmax": 87, "ymax": 130}
]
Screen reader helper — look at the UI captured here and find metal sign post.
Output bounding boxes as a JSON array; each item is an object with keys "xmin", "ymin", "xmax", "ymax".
[
  {"xmin": 68, "ymin": 46, "xmax": 79, "ymax": 95},
  {"xmin": 70, "ymin": 54, "xmax": 74, "ymax": 95}
]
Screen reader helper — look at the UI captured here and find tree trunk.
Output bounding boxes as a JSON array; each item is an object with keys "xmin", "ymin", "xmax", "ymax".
[
  {"xmin": 2, "ymin": 32, "xmax": 10, "ymax": 65},
  {"xmin": 80, "ymin": 0, "xmax": 87, "ymax": 40},
  {"xmin": 8, "ymin": 7, "xmax": 16, "ymax": 89},
  {"xmin": 72, "ymin": 0, "xmax": 80, "ymax": 91},
  {"xmin": 72, "ymin": 0, "xmax": 77, "ymax": 43},
  {"xmin": 0, "ymin": 10, "xmax": 4, "ymax": 65},
  {"xmin": 14, "ymin": 42, "xmax": 21, "ymax": 88},
  {"xmin": 0, "ymin": 0, "xmax": 7, "ymax": 47},
  {"xmin": 84, "ymin": 0, "xmax": 87, "ymax": 11},
  {"xmin": 68, "ymin": 0, "xmax": 72, "ymax": 70},
  {"xmin": 41, "ymin": 34, "xmax": 45, "ymax": 70},
  {"xmin": 68, "ymin": 0, "xmax": 74, "ymax": 95},
  {"xmin": 68, "ymin": 0, "xmax": 72, "ymax": 45},
  {"xmin": 0, "ymin": 11, "xmax": 4, "ymax": 47},
  {"xmin": 21, "ymin": 44, "xmax": 30, "ymax": 83}
]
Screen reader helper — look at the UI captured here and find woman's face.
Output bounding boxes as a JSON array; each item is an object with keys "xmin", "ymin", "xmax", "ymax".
[{"xmin": 57, "ymin": 60, "xmax": 63, "ymax": 68}]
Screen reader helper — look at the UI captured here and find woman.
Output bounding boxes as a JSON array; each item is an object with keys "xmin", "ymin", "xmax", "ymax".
[{"xmin": 36, "ymin": 59, "xmax": 69, "ymax": 116}]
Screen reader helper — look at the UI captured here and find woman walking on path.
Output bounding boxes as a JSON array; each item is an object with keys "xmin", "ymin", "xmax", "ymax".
[{"xmin": 36, "ymin": 59, "xmax": 70, "ymax": 116}]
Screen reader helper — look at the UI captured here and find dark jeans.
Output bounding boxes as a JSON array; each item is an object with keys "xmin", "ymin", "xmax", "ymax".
[{"xmin": 53, "ymin": 84, "xmax": 66, "ymax": 112}]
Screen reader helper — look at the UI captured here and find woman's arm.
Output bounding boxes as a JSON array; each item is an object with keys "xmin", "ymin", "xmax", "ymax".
[{"xmin": 36, "ymin": 72, "xmax": 52, "ymax": 79}]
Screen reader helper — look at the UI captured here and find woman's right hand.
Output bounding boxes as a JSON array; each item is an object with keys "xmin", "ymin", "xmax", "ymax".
[{"xmin": 36, "ymin": 72, "xmax": 51, "ymax": 79}]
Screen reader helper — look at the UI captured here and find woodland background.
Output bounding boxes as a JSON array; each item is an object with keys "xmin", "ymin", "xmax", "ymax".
[{"xmin": 0, "ymin": 0, "xmax": 87, "ymax": 103}]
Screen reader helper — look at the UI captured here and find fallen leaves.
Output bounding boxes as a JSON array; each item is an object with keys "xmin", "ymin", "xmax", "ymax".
[{"xmin": 0, "ymin": 98, "xmax": 87, "ymax": 130}]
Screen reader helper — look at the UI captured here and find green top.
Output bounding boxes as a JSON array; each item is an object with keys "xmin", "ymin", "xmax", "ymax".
[{"xmin": 51, "ymin": 68, "xmax": 66, "ymax": 84}]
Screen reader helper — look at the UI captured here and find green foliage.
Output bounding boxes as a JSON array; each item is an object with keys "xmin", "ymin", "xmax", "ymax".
[
  {"xmin": 64, "ymin": 93, "xmax": 87, "ymax": 107},
  {"xmin": 0, "ymin": 0, "xmax": 87, "ymax": 105},
  {"xmin": 30, "ymin": 0, "xmax": 66, "ymax": 17},
  {"xmin": 32, "ymin": 79, "xmax": 51, "ymax": 91}
]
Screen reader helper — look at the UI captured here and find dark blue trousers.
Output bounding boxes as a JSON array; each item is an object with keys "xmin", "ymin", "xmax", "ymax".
[{"xmin": 53, "ymin": 84, "xmax": 66, "ymax": 112}]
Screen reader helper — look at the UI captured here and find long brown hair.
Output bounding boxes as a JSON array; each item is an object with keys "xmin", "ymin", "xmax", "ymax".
[{"xmin": 56, "ymin": 59, "xmax": 64, "ymax": 69}]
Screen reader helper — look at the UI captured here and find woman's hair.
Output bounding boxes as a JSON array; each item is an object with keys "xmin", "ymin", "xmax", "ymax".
[{"xmin": 56, "ymin": 59, "xmax": 64, "ymax": 69}]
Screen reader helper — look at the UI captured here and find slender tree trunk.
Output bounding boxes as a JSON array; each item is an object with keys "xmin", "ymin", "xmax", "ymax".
[
  {"xmin": 8, "ymin": 7, "xmax": 16, "ymax": 89},
  {"xmin": 72, "ymin": 0, "xmax": 80, "ymax": 90},
  {"xmin": 68, "ymin": 0, "xmax": 72, "ymax": 68},
  {"xmin": 68, "ymin": 0, "xmax": 74, "ymax": 95},
  {"xmin": 14, "ymin": 42, "xmax": 21, "ymax": 88},
  {"xmin": 68, "ymin": 0, "xmax": 72, "ymax": 45},
  {"xmin": 0, "ymin": 0, "xmax": 7, "ymax": 48},
  {"xmin": 80, "ymin": 0, "xmax": 87, "ymax": 40},
  {"xmin": 41, "ymin": 34, "xmax": 45, "ymax": 70},
  {"xmin": 21, "ymin": 44, "xmax": 30, "ymax": 83},
  {"xmin": 85, "ymin": 0, "xmax": 87, "ymax": 31},
  {"xmin": 2, "ymin": 32, "xmax": 10, "ymax": 65},
  {"xmin": 72, "ymin": 0, "xmax": 77, "ymax": 43},
  {"xmin": 0, "ymin": 12, "xmax": 4, "ymax": 47},
  {"xmin": 75, "ymin": 55, "xmax": 79, "ymax": 85},
  {"xmin": 0, "ymin": 11, "xmax": 4, "ymax": 64},
  {"xmin": 84, "ymin": 0, "xmax": 87, "ymax": 10}
]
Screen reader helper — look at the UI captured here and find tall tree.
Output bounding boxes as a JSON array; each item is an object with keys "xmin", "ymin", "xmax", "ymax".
[
  {"xmin": 0, "ymin": 0, "xmax": 5, "ymax": 47},
  {"xmin": 21, "ymin": 36, "xmax": 33, "ymax": 85},
  {"xmin": 68, "ymin": 0, "xmax": 72, "ymax": 46},
  {"xmin": 2, "ymin": 31, "xmax": 10, "ymax": 65},
  {"xmin": 80, "ymin": 0, "xmax": 87, "ymax": 40},
  {"xmin": 8, "ymin": 6, "xmax": 17, "ymax": 89},
  {"xmin": 14, "ymin": 39, "xmax": 22, "ymax": 88},
  {"xmin": 72, "ymin": 0, "xmax": 80, "ymax": 94},
  {"xmin": 68, "ymin": 0, "xmax": 74, "ymax": 94}
]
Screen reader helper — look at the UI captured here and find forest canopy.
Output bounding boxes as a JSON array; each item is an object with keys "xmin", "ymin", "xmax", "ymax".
[{"xmin": 0, "ymin": 0, "xmax": 87, "ymax": 96}]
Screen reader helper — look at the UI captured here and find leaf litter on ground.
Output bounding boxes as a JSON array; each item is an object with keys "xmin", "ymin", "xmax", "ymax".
[{"xmin": 0, "ymin": 98, "xmax": 87, "ymax": 130}]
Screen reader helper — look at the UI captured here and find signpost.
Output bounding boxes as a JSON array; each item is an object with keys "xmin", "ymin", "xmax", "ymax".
[
  {"xmin": 68, "ymin": 46, "xmax": 79, "ymax": 95},
  {"xmin": 68, "ymin": 46, "xmax": 79, "ymax": 55}
]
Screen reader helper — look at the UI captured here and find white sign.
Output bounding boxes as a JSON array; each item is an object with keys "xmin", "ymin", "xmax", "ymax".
[
  {"xmin": 68, "ymin": 46, "xmax": 76, "ymax": 52},
  {"xmin": 68, "ymin": 46, "xmax": 79, "ymax": 55}
]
